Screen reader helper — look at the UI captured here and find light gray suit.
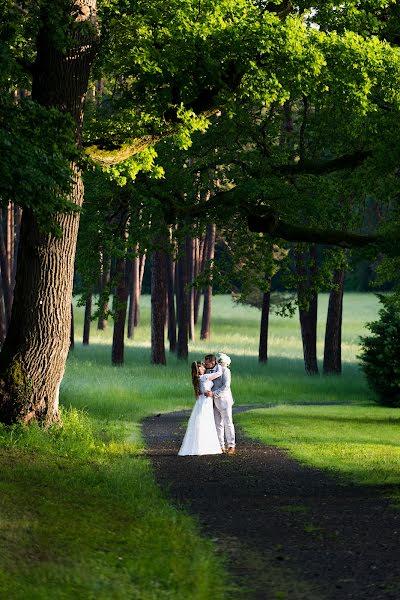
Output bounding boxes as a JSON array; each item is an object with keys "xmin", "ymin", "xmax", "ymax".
[{"xmin": 209, "ymin": 365, "xmax": 235, "ymax": 449}]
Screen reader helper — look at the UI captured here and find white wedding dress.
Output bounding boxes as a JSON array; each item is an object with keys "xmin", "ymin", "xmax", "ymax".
[{"xmin": 178, "ymin": 369, "xmax": 223, "ymax": 456}]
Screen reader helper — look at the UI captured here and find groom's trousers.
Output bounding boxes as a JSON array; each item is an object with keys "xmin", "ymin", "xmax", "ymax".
[{"xmin": 213, "ymin": 397, "xmax": 235, "ymax": 449}]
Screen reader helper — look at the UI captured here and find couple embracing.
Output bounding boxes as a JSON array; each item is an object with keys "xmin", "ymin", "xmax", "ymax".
[{"xmin": 178, "ymin": 353, "xmax": 236, "ymax": 456}]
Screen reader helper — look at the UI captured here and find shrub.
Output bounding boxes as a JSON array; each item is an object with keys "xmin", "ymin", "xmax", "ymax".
[{"xmin": 358, "ymin": 295, "xmax": 400, "ymax": 407}]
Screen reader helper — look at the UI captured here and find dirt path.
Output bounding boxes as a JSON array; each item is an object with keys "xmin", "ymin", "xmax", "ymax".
[{"xmin": 142, "ymin": 407, "xmax": 400, "ymax": 600}]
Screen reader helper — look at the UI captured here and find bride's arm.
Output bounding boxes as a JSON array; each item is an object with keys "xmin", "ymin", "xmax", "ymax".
[{"xmin": 205, "ymin": 364, "xmax": 222, "ymax": 381}]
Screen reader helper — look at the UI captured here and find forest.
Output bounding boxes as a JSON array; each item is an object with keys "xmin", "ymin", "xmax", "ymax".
[{"xmin": 1, "ymin": 2, "xmax": 400, "ymax": 599}]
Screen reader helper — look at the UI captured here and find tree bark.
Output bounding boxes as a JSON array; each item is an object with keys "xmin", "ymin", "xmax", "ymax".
[
  {"xmin": 176, "ymin": 241, "xmax": 189, "ymax": 360},
  {"xmin": 70, "ymin": 303, "xmax": 75, "ymax": 351},
  {"xmin": 7, "ymin": 204, "xmax": 14, "ymax": 292},
  {"xmin": 111, "ymin": 256, "xmax": 129, "ymax": 365},
  {"xmin": 296, "ymin": 245, "xmax": 319, "ymax": 375},
  {"xmin": 200, "ymin": 224, "xmax": 216, "ymax": 340},
  {"xmin": 97, "ymin": 254, "xmax": 111, "ymax": 330},
  {"xmin": 186, "ymin": 236, "xmax": 195, "ymax": 341},
  {"xmin": 127, "ymin": 254, "xmax": 138, "ymax": 338},
  {"xmin": 12, "ymin": 206, "xmax": 22, "ymax": 291},
  {"xmin": 0, "ymin": 283, "xmax": 6, "ymax": 345},
  {"xmin": 151, "ymin": 248, "xmax": 167, "ymax": 365},
  {"xmin": 259, "ymin": 290, "xmax": 271, "ymax": 363},
  {"xmin": 323, "ymin": 268, "xmax": 345, "ymax": 375},
  {"xmin": 0, "ymin": 2, "xmax": 98, "ymax": 424},
  {"xmin": 194, "ymin": 234, "xmax": 205, "ymax": 324},
  {"xmin": 134, "ymin": 252, "xmax": 146, "ymax": 327},
  {"xmin": 83, "ymin": 291, "xmax": 92, "ymax": 345},
  {"xmin": 0, "ymin": 216, "xmax": 12, "ymax": 326},
  {"xmin": 167, "ymin": 253, "xmax": 177, "ymax": 352}
]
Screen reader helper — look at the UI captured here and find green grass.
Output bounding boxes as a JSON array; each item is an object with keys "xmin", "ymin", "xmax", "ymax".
[
  {"xmin": 237, "ymin": 404, "xmax": 400, "ymax": 487},
  {"xmin": 0, "ymin": 292, "xmax": 388, "ymax": 598},
  {"xmin": 0, "ymin": 410, "xmax": 228, "ymax": 600}
]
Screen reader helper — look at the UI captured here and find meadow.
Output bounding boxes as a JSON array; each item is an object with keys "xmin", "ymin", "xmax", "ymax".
[{"xmin": 2, "ymin": 292, "xmax": 396, "ymax": 599}]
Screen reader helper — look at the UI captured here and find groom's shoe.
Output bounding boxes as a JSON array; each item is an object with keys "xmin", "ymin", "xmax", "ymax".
[{"xmin": 227, "ymin": 447, "xmax": 236, "ymax": 454}]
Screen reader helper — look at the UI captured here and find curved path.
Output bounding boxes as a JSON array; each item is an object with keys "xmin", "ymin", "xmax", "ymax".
[{"xmin": 142, "ymin": 406, "xmax": 400, "ymax": 600}]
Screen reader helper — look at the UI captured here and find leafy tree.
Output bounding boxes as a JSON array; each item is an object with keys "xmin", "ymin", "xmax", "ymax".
[
  {"xmin": 359, "ymin": 295, "xmax": 400, "ymax": 407},
  {"xmin": 2, "ymin": 0, "xmax": 400, "ymax": 423}
]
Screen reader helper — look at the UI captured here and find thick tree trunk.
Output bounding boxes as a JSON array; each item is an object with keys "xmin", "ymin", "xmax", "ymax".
[
  {"xmin": 323, "ymin": 268, "xmax": 345, "ymax": 375},
  {"xmin": 200, "ymin": 224, "xmax": 216, "ymax": 340},
  {"xmin": 296, "ymin": 245, "xmax": 319, "ymax": 375},
  {"xmin": 83, "ymin": 291, "xmax": 92, "ymax": 345},
  {"xmin": 176, "ymin": 243, "xmax": 189, "ymax": 360},
  {"xmin": 167, "ymin": 253, "xmax": 177, "ymax": 352},
  {"xmin": 151, "ymin": 248, "xmax": 167, "ymax": 365},
  {"xmin": 0, "ymin": 2, "xmax": 98, "ymax": 424},
  {"xmin": 97, "ymin": 254, "xmax": 111, "ymax": 330},
  {"xmin": 258, "ymin": 290, "xmax": 271, "ymax": 363}
]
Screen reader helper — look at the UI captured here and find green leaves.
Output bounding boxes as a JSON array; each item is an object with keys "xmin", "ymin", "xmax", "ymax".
[{"xmin": 0, "ymin": 94, "xmax": 77, "ymax": 231}]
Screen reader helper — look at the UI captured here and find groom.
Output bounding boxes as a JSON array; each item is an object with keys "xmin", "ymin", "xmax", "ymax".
[{"xmin": 204, "ymin": 353, "xmax": 236, "ymax": 454}]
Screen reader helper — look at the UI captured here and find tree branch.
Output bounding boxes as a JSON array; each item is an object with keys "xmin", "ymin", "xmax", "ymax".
[
  {"xmin": 277, "ymin": 150, "xmax": 372, "ymax": 176},
  {"xmin": 83, "ymin": 108, "xmax": 220, "ymax": 165},
  {"xmin": 247, "ymin": 214, "xmax": 378, "ymax": 248}
]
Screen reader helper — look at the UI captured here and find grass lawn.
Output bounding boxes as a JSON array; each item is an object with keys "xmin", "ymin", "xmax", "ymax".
[
  {"xmin": 237, "ymin": 404, "xmax": 400, "ymax": 488},
  {"xmin": 0, "ymin": 292, "xmax": 391, "ymax": 598}
]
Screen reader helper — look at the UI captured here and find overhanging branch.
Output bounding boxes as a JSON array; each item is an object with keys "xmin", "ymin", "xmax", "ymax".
[
  {"xmin": 277, "ymin": 150, "xmax": 372, "ymax": 176},
  {"xmin": 83, "ymin": 107, "xmax": 220, "ymax": 165},
  {"xmin": 248, "ymin": 214, "xmax": 378, "ymax": 248}
]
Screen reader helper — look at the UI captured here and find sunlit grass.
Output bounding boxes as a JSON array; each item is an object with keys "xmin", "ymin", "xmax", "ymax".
[
  {"xmin": 237, "ymin": 405, "xmax": 400, "ymax": 487},
  {"xmin": 0, "ymin": 408, "xmax": 228, "ymax": 600}
]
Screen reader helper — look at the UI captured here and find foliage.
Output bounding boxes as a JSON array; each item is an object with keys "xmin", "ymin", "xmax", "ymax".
[
  {"xmin": 358, "ymin": 295, "xmax": 400, "ymax": 407},
  {"xmin": 0, "ymin": 94, "xmax": 78, "ymax": 229}
]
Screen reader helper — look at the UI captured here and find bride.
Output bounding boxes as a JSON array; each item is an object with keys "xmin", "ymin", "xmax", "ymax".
[{"xmin": 178, "ymin": 361, "xmax": 223, "ymax": 456}]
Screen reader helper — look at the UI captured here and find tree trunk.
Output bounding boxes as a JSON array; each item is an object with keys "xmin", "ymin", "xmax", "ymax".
[
  {"xmin": 12, "ymin": 206, "xmax": 22, "ymax": 291},
  {"xmin": 7, "ymin": 204, "xmax": 14, "ymax": 292},
  {"xmin": 134, "ymin": 252, "xmax": 146, "ymax": 327},
  {"xmin": 167, "ymin": 253, "xmax": 177, "ymax": 352},
  {"xmin": 97, "ymin": 254, "xmax": 111, "ymax": 330},
  {"xmin": 70, "ymin": 303, "xmax": 75, "ymax": 351},
  {"xmin": 0, "ymin": 216, "xmax": 12, "ymax": 326},
  {"xmin": 296, "ymin": 245, "xmax": 319, "ymax": 375},
  {"xmin": 111, "ymin": 256, "xmax": 129, "ymax": 365},
  {"xmin": 83, "ymin": 291, "xmax": 92, "ymax": 345},
  {"xmin": 127, "ymin": 250, "xmax": 139, "ymax": 338},
  {"xmin": 186, "ymin": 236, "xmax": 195, "ymax": 341},
  {"xmin": 151, "ymin": 249, "xmax": 167, "ymax": 365},
  {"xmin": 176, "ymin": 243, "xmax": 189, "ymax": 360},
  {"xmin": 194, "ymin": 234, "xmax": 205, "ymax": 324},
  {"xmin": 323, "ymin": 268, "xmax": 345, "ymax": 375},
  {"xmin": 200, "ymin": 224, "xmax": 216, "ymax": 340},
  {"xmin": 0, "ymin": 2, "xmax": 98, "ymax": 424},
  {"xmin": 258, "ymin": 290, "xmax": 271, "ymax": 363},
  {"xmin": 0, "ymin": 286, "xmax": 6, "ymax": 345}
]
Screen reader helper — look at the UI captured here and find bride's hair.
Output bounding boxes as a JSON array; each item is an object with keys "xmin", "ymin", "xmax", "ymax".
[{"xmin": 191, "ymin": 361, "xmax": 203, "ymax": 398}]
